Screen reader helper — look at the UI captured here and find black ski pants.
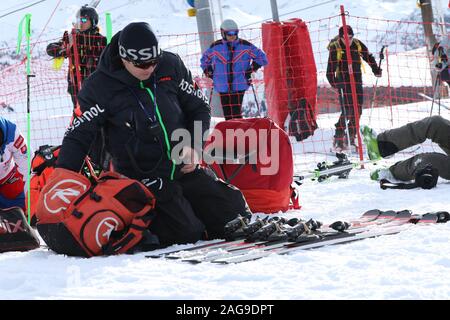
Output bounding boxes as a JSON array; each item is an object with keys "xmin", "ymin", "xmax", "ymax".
[
  {"xmin": 335, "ymin": 81, "xmax": 364, "ymax": 140},
  {"xmin": 220, "ymin": 91, "xmax": 245, "ymax": 120},
  {"xmin": 377, "ymin": 115, "xmax": 450, "ymax": 181},
  {"xmin": 146, "ymin": 167, "xmax": 251, "ymax": 247}
]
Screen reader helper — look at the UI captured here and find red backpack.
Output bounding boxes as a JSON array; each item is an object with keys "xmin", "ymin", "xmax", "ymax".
[
  {"xmin": 204, "ymin": 118, "xmax": 299, "ymax": 213},
  {"xmin": 36, "ymin": 168, "xmax": 156, "ymax": 257},
  {"xmin": 27, "ymin": 145, "xmax": 61, "ymax": 226}
]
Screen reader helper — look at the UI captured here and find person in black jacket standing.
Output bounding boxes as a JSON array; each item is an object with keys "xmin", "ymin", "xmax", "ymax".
[
  {"xmin": 326, "ymin": 25, "xmax": 382, "ymax": 150},
  {"xmin": 55, "ymin": 22, "xmax": 251, "ymax": 249},
  {"xmin": 46, "ymin": 5, "xmax": 107, "ymax": 116}
]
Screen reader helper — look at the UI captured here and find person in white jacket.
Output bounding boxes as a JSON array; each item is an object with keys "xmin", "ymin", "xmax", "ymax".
[{"xmin": 0, "ymin": 117, "xmax": 29, "ymax": 210}]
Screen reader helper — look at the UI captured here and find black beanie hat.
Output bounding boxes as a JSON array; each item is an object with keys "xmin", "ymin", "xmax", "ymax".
[
  {"xmin": 118, "ymin": 22, "xmax": 161, "ymax": 63},
  {"xmin": 339, "ymin": 25, "xmax": 354, "ymax": 37}
]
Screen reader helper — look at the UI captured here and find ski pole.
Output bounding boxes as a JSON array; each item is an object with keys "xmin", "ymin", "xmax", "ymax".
[
  {"xmin": 208, "ymin": 86, "xmax": 214, "ymax": 106},
  {"xmin": 17, "ymin": 13, "xmax": 33, "ymax": 224},
  {"xmin": 250, "ymin": 82, "xmax": 260, "ymax": 116},
  {"xmin": 437, "ymin": 73, "xmax": 442, "ymax": 115},
  {"xmin": 338, "ymin": 87, "xmax": 352, "ymax": 150},
  {"xmin": 368, "ymin": 45, "xmax": 386, "ymax": 122},
  {"xmin": 429, "ymin": 72, "xmax": 440, "ymax": 117}
]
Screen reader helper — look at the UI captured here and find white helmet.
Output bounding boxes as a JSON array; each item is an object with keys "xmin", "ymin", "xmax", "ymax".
[
  {"xmin": 220, "ymin": 19, "xmax": 238, "ymax": 31},
  {"xmin": 220, "ymin": 19, "xmax": 239, "ymax": 40}
]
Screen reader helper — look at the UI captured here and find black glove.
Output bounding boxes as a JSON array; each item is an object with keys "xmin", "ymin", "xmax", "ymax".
[
  {"xmin": 204, "ymin": 66, "xmax": 214, "ymax": 78},
  {"xmin": 373, "ymin": 67, "xmax": 382, "ymax": 77},
  {"xmin": 141, "ymin": 177, "xmax": 182, "ymax": 202},
  {"xmin": 245, "ymin": 69, "xmax": 253, "ymax": 85},
  {"xmin": 414, "ymin": 164, "xmax": 438, "ymax": 190},
  {"xmin": 46, "ymin": 42, "xmax": 66, "ymax": 58}
]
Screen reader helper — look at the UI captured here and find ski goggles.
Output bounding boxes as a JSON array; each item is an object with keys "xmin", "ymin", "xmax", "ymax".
[
  {"xmin": 225, "ymin": 30, "xmax": 239, "ymax": 36},
  {"xmin": 130, "ymin": 58, "xmax": 159, "ymax": 69},
  {"xmin": 80, "ymin": 17, "xmax": 89, "ymax": 24}
]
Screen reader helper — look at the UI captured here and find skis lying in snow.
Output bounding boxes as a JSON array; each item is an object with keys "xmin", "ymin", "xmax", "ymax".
[
  {"xmin": 294, "ymin": 153, "xmax": 354, "ymax": 183},
  {"xmin": 212, "ymin": 212, "xmax": 445, "ymax": 264},
  {"xmin": 145, "ymin": 209, "xmax": 379, "ymax": 260},
  {"xmin": 181, "ymin": 210, "xmax": 412, "ymax": 264},
  {"xmin": 146, "ymin": 210, "xmax": 450, "ymax": 264}
]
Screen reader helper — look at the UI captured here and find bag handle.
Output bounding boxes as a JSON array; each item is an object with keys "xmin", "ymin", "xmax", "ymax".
[{"xmin": 103, "ymin": 200, "xmax": 157, "ymax": 255}]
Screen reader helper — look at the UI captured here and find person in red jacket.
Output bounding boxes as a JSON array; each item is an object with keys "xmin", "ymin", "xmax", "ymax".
[{"xmin": 46, "ymin": 5, "xmax": 106, "ymax": 117}]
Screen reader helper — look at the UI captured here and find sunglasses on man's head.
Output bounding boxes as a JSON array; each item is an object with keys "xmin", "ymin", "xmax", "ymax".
[
  {"xmin": 225, "ymin": 30, "xmax": 239, "ymax": 36},
  {"xmin": 130, "ymin": 58, "xmax": 159, "ymax": 69},
  {"xmin": 80, "ymin": 17, "xmax": 89, "ymax": 23}
]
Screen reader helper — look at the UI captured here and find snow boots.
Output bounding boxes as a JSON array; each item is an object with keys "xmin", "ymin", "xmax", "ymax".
[{"xmin": 361, "ymin": 125, "xmax": 382, "ymax": 160}]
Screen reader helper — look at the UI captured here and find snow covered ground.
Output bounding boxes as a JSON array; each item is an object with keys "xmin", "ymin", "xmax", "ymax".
[
  {"xmin": 2, "ymin": 166, "xmax": 449, "ymax": 299},
  {"xmin": 2, "ymin": 102, "xmax": 450, "ymax": 300}
]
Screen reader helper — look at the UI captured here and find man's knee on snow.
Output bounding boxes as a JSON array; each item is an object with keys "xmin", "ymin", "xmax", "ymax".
[{"xmin": 377, "ymin": 140, "xmax": 399, "ymax": 158}]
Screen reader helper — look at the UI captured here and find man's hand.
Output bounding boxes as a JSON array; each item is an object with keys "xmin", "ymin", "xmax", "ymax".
[
  {"xmin": 373, "ymin": 67, "xmax": 382, "ymax": 77},
  {"xmin": 180, "ymin": 146, "xmax": 200, "ymax": 174}
]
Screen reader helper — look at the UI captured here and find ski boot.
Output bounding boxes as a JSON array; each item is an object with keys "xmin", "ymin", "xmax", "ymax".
[
  {"xmin": 360, "ymin": 125, "xmax": 381, "ymax": 160},
  {"xmin": 223, "ymin": 215, "xmax": 250, "ymax": 240}
]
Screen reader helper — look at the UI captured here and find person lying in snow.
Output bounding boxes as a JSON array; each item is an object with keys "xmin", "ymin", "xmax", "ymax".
[{"xmin": 361, "ymin": 115, "xmax": 450, "ymax": 189}]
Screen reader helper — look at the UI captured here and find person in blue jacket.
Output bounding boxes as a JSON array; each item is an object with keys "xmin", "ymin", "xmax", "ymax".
[{"xmin": 201, "ymin": 19, "xmax": 268, "ymax": 120}]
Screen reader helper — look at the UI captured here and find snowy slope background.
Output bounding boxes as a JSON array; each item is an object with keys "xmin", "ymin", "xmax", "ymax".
[{"xmin": 0, "ymin": 1, "xmax": 449, "ymax": 299}]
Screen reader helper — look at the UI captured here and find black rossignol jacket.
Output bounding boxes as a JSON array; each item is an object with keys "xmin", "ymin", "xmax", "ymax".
[{"xmin": 56, "ymin": 32, "xmax": 210, "ymax": 180}]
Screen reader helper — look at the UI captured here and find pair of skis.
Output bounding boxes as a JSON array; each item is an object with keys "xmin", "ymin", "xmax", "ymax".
[
  {"xmin": 213, "ymin": 211, "xmax": 447, "ymax": 264},
  {"xmin": 146, "ymin": 210, "xmax": 449, "ymax": 264},
  {"xmin": 294, "ymin": 152, "xmax": 355, "ymax": 184}
]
